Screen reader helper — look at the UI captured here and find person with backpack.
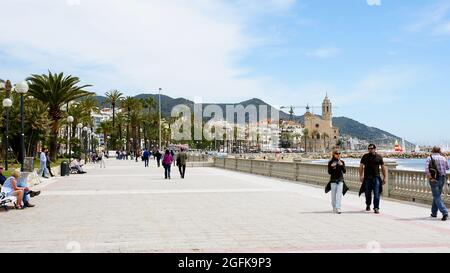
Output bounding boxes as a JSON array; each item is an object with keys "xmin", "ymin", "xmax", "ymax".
[
  {"xmin": 162, "ymin": 149, "xmax": 173, "ymax": 179},
  {"xmin": 325, "ymin": 150, "xmax": 349, "ymax": 214},
  {"xmin": 425, "ymin": 147, "xmax": 449, "ymax": 221}
]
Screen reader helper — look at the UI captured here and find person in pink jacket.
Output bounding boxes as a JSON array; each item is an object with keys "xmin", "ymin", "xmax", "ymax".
[{"xmin": 162, "ymin": 149, "xmax": 173, "ymax": 179}]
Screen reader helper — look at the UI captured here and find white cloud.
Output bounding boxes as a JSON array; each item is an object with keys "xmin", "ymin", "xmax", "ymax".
[
  {"xmin": 0, "ymin": 0, "xmax": 297, "ymax": 102},
  {"xmin": 306, "ymin": 47, "xmax": 341, "ymax": 59},
  {"xmin": 366, "ymin": 0, "xmax": 381, "ymax": 7},
  {"xmin": 406, "ymin": 1, "xmax": 450, "ymax": 36},
  {"xmin": 336, "ymin": 66, "xmax": 421, "ymax": 106}
]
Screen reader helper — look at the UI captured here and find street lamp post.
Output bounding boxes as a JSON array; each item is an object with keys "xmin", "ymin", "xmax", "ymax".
[
  {"xmin": 15, "ymin": 81, "xmax": 29, "ymax": 172},
  {"xmin": 83, "ymin": 127, "xmax": 88, "ymax": 163},
  {"xmin": 87, "ymin": 129, "xmax": 92, "ymax": 156},
  {"xmin": 159, "ymin": 88, "xmax": 162, "ymax": 150},
  {"xmin": 106, "ymin": 135, "xmax": 111, "ymax": 154},
  {"xmin": 67, "ymin": 116, "xmax": 74, "ymax": 157},
  {"xmin": 77, "ymin": 123, "xmax": 82, "ymax": 139},
  {"xmin": 2, "ymin": 98, "xmax": 12, "ymax": 171}
]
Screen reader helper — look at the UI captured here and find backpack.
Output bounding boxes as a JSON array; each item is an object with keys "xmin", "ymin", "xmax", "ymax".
[{"xmin": 429, "ymin": 155, "xmax": 441, "ymax": 180}]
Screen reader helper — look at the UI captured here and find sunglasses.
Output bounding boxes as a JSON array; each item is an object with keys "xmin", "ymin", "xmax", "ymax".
[{"xmin": 368, "ymin": 148, "xmax": 375, "ymax": 150}]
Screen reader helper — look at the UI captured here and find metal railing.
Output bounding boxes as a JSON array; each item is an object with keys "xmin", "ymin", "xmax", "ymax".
[{"xmin": 213, "ymin": 157, "xmax": 450, "ymax": 205}]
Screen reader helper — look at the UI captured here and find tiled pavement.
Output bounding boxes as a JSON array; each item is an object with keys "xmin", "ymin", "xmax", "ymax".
[{"xmin": 1, "ymin": 158, "xmax": 450, "ymax": 253}]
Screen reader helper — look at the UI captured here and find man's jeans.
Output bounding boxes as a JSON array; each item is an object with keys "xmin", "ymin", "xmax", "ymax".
[
  {"xmin": 178, "ymin": 164, "xmax": 186, "ymax": 178},
  {"xmin": 365, "ymin": 177, "xmax": 381, "ymax": 209},
  {"xmin": 144, "ymin": 158, "xmax": 149, "ymax": 167},
  {"xmin": 38, "ymin": 161, "xmax": 48, "ymax": 177},
  {"xmin": 430, "ymin": 176, "xmax": 449, "ymax": 216},
  {"xmin": 331, "ymin": 181, "xmax": 343, "ymax": 210},
  {"xmin": 164, "ymin": 164, "xmax": 171, "ymax": 178},
  {"xmin": 17, "ymin": 176, "xmax": 30, "ymax": 203}
]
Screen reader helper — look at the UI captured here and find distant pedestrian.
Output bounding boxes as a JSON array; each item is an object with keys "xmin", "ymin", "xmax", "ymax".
[
  {"xmin": 171, "ymin": 150, "xmax": 176, "ymax": 167},
  {"xmin": 143, "ymin": 149, "xmax": 150, "ymax": 167},
  {"xmin": 426, "ymin": 147, "xmax": 449, "ymax": 221},
  {"xmin": 162, "ymin": 149, "xmax": 173, "ymax": 179},
  {"xmin": 325, "ymin": 150, "xmax": 349, "ymax": 214},
  {"xmin": 155, "ymin": 149, "xmax": 162, "ymax": 168},
  {"xmin": 359, "ymin": 144, "xmax": 387, "ymax": 214},
  {"xmin": 177, "ymin": 148, "xmax": 188, "ymax": 179},
  {"xmin": 38, "ymin": 148, "xmax": 49, "ymax": 178},
  {"xmin": 98, "ymin": 150, "xmax": 106, "ymax": 168},
  {"xmin": 45, "ymin": 150, "xmax": 55, "ymax": 177}
]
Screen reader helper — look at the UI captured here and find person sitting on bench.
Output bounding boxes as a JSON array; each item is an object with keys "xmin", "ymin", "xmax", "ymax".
[{"xmin": 70, "ymin": 158, "xmax": 86, "ymax": 174}]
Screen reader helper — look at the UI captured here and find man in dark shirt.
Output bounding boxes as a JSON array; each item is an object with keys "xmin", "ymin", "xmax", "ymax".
[
  {"xmin": 0, "ymin": 166, "xmax": 6, "ymax": 186},
  {"xmin": 359, "ymin": 144, "xmax": 387, "ymax": 214}
]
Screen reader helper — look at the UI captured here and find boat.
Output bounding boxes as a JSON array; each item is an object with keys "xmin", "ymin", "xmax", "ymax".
[{"xmin": 394, "ymin": 139, "xmax": 403, "ymax": 152}]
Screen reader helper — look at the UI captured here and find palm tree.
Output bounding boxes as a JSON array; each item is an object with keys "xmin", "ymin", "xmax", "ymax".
[
  {"xmin": 302, "ymin": 128, "xmax": 309, "ymax": 153},
  {"xmin": 97, "ymin": 121, "xmax": 111, "ymax": 149},
  {"xmin": 120, "ymin": 96, "xmax": 141, "ymax": 153},
  {"xmin": 323, "ymin": 133, "xmax": 330, "ymax": 152},
  {"xmin": 27, "ymin": 71, "xmax": 93, "ymax": 160},
  {"xmin": 105, "ymin": 90, "xmax": 123, "ymax": 148}
]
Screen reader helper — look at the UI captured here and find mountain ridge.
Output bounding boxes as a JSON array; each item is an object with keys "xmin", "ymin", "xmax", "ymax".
[{"xmin": 94, "ymin": 94, "xmax": 411, "ymax": 147}]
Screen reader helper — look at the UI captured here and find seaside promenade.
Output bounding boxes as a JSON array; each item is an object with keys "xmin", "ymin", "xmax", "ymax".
[{"xmin": 1, "ymin": 157, "xmax": 450, "ymax": 253}]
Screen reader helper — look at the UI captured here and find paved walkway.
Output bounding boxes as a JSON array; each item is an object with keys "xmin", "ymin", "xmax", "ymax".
[{"xmin": 1, "ymin": 158, "xmax": 450, "ymax": 253}]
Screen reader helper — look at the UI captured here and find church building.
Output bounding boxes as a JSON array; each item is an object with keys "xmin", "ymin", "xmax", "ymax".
[{"xmin": 303, "ymin": 95, "xmax": 340, "ymax": 152}]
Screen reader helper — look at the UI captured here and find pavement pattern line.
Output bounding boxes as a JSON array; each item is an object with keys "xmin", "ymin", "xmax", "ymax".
[{"xmin": 2, "ymin": 158, "xmax": 450, "ymax": 253}]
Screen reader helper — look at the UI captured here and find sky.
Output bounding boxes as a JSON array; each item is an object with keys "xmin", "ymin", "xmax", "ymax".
[{"xmin": 0, "ymin": 0, "xmax": 449, "ymax": 145}]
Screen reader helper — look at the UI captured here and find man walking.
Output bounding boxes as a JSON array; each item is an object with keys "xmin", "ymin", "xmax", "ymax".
[
  {"xmin": 177, "ymin": 148, "xmax": 188, "ymax": 179},
  {"xmin": 359, "ymin": 144, "xmax": 387, "ymax": 214},
  {"xmin": 426, "ymin": 147, "xmax": 449, "ymax": 221},
  {"xmin": 155, "ymin": 149, "xmax": 162, "ymax": 168},
  {"xmin": 143, "ymin": 149, "xmax": 150, "ymax": 167},
  {"xmin": 38, "ymin": 148, "xmax": 49, "ymax": 178}
]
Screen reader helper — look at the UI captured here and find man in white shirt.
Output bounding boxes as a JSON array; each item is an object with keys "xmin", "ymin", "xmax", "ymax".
[{"xmin": 38, "ymin": 148, "xmax": 49, "ymax": 178}]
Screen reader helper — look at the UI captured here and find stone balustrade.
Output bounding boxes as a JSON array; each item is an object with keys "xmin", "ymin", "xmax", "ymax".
[{"xmin": 213, "ymin": 157, "xmax": 450, "ymax": 206}]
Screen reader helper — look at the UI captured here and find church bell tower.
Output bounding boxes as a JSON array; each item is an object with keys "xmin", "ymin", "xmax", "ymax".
[{"xmin": 322, "ymin": 94, "xmax": 332, "ymax": 125}]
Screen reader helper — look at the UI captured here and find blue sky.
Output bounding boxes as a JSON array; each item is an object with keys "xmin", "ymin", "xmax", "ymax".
[{"xmin": 0, "ymin": 0, "xmax": 449, "ymax": 144}]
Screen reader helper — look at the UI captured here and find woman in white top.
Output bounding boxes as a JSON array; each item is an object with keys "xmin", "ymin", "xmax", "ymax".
[
  {"xmin": 98, "ymin": 151, "xmax": 106, "ymax": 168},
  {"xmin": 1, "ymin": 169, "xmax": 27, "ymax": 209}
]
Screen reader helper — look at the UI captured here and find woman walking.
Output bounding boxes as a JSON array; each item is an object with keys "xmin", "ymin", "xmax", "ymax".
[
  {"xmin": 325, "ymin": 150, "xmax": 349, "ymax": 214},
  {"xmin": 162, "ymin": 149, "xmax": 173, "ymax": 179},
  {"xmin": 98, "ymin": 150, "xmax": 106, "ymax": 168}
]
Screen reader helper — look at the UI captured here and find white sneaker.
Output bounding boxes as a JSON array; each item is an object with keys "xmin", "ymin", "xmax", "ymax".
[{"xmin": 336, "ymin": 209, "xmax": 342, "ymax": 214}]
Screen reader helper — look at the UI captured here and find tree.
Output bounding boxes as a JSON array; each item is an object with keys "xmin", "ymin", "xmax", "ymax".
[
  {"xmin": 27, "ymin": 71, "xmax": 93, "ymax": 160},
  {"xmin": 105, "ymin": 90, "xmax": 123, "ymax": 149},
  {"xmin": 302, "ymin": 128, "xmax": 309, "ymax": 153},
  {"xmin": 323, "ymin": 133, "xmax": 330, "ymax": 152}
]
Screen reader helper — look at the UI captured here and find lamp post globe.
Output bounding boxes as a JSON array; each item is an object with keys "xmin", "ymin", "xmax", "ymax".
[
  {"xmin": 67, "ymin": 116, "xmax": 74, "ymax": 155},
  {"xmin": 2, "ymin": 98, "xmax": 12, "ymax": 108},
  {"xmin": 77, "ymin": 123, "xmax": 83, "ymax": 129},
  {"xmin": 15, "ymin": 81, "xmax": 29, "ymax": 94},
  {"xmin": 2, "ymin": 98, "xmax": 12, "ymax": 170}
]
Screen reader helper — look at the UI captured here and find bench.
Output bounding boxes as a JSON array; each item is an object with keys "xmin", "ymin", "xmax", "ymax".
[{"xmin": 0, "ymin": 191, "xmax": 17, "ymax": 211}]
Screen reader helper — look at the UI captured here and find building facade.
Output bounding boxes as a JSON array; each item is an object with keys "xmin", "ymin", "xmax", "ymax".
[{"xmin": 303, "ymin": 95, "xmax": 340, "ymax": 152}]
